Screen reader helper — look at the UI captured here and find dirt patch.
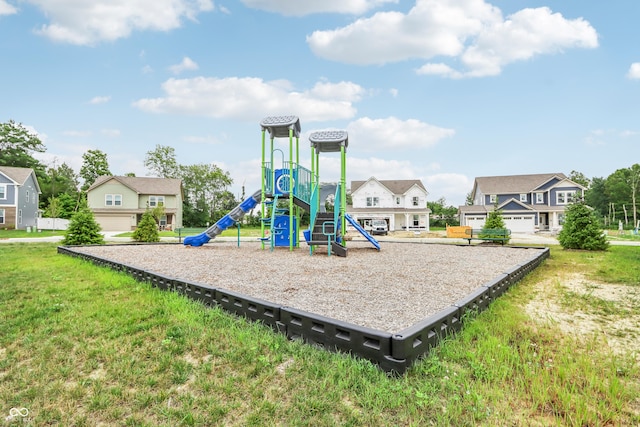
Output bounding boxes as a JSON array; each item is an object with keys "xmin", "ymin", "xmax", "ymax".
[{"xmin": 524, "ymin": 272, "xmax": 640, "ymax": 359}]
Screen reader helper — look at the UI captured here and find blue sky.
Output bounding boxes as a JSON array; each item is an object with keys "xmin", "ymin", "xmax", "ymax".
[{"xmin": 1, "ymin": 0, "xmax": 639, "ymax": 206}]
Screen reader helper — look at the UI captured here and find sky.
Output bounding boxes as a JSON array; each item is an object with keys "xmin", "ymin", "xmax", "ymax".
[{"xmin": 1, "ymin": 0, "xmax": 639, "ymax": 207}]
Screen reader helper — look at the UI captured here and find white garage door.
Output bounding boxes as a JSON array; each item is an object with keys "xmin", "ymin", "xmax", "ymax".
[
  {"xmin": 465, "ymin": 216, "xmax": 486, "ymax": 229},
  {"xmin": 95, "ymin": 215, "xmax": 133, "ymax": 232},
  {"xmin": 502, "ymin": 215, "xmax": 535, "ymax": 233}
]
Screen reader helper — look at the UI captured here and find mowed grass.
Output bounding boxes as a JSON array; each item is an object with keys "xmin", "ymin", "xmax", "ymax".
[{"xmin": 0, "ymin": 243, "xmax": 638, "ymax": 426}]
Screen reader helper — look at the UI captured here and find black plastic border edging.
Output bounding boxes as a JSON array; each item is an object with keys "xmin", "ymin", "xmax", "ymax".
[{"xmin": 57, "ymin": 244, "xmax": 550, "ymax": 375}]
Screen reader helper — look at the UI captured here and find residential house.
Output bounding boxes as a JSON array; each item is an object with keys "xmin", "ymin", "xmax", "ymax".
[
  {"xmin": 458, "ymin": 173, "xmax": 586, "ymax": 233},
  {"xmin": 87, "ymin": 176, "xmax": 183, "ymax": 231},
  {"xmin": 0, "ymin": 166, "xmax": 41, "ymax": 230},
  {"xmin": 348, "ymin": 177, "xmax": 430, "ymax": 232}
]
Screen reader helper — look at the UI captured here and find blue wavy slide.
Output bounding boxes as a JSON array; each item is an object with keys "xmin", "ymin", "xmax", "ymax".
[{"xmin": 184, "ymin": 189, "xmax": 262, "ymax": 247}]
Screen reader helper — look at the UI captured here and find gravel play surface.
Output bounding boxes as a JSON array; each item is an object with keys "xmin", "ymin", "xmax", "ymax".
[{"xmin": 71, "ymin": 241, "xmax": 542, "ymax": 333}]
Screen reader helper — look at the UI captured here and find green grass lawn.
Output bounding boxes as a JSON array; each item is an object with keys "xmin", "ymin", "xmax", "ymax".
[{"xmin": 0, "ymin": 244, "xmax": 638, "ymax": 426}]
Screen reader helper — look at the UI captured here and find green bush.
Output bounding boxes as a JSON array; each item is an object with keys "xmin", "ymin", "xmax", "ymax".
[
  {"xmin": 132, "ymin": 210, "xmax": 160, "ymax": 242},
  {"xmin": 480, "ymin": 207, "xmax": 510, "ymax": 244},
  {"xmin": 558, "ymin": 200, "xmax": 609, "ymax": 250},
  {"xmin": 61, "ymin": 208, "xmax": 105, "ymax": 245}
]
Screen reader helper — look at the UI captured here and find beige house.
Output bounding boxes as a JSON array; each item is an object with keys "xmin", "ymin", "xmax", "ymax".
[
  {"xmin": 87, "ymin": 176, "xmax": 183, "ymax": 231},
  {"xmin": 348, "ymin": 177, "xmax": 430, "ymax": 232}
]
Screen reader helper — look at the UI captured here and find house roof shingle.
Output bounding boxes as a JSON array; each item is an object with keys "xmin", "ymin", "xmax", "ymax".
[
  {"xmin": 351, "ymin": 178, "xmax": 427, "ymax": 195},
  {"xmin": 0, "ymin": 166, "xmax": 35, "ymax": 185},
  {"xmin": 475, "ymin": 172, "xmax": 568, "ymax": 194},
  {"xmin": 0, "ymin": 166, "xmax": 41, "ymax": 192},
  {"xmin": 88, "ymin": 176, "xmax": 182, "ymax": 195}
]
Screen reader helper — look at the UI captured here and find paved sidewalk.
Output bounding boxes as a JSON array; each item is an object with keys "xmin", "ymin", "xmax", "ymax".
[{"xmin": 2, "ymin": 231, "xmax": 638, "ymax": 246}]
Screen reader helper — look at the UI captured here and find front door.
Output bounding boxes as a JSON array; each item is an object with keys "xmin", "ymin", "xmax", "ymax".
[{"xmin": 539, "ymin": 213, "xmax": 548, "ymax": 230}]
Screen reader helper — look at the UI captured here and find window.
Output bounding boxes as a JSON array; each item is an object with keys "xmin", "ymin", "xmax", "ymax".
[
  {"xmin": 366, "ymin": 197, "xmax": 379, "ymax": 207},
  {"xmin": 396, "ymin": 197, "xmax": 400, "ymax": 205},
  {"xmin": 519, "ymin": 194, "xmax": 527, "ymax": 202},
  {"xmin": 26, "ymin": 190, "xmax": 29, "ymax": 203},
  {"xmin": 149, "ymin": 196, "xmax": 165, "ymax": 207},
  {"xmin": 0, "ymin": 185, "xmax": 5, "ymax": 199},
  {"xmin": 556, "ymin": 191, "xmax": 575, "ymax": 205},
  {"xmin": 18, "ymin": 209, "xmax": 22, "ymax": 224},
  {"xmin": 489, "ymin": 194, "xmax": 497, "ymax": 203},
  {"xmin": 412, "ymin": 196, "xmax": 419, "ymax": 206},
  {"xmin": 536, "ymin": 193, "xmax": 544, "ymax": 204},
  {"xmin": 105, "ymin": 194, "xmax": 122, "ymax": 206},
  {"xmin": 413, "ymin": 215, "xmax": 419, "ymax": 227},
  {"xmin": 0, "ymin": 208, "xmax": 4, "ymax": 224}
]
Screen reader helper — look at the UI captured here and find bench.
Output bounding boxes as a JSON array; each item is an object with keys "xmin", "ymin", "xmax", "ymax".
[{"xmin": 464, "ymin": 228, "xmax": 511, "ymax": 245}]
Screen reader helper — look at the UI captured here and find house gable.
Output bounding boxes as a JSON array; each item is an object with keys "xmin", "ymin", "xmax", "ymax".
[
  {"xmin": 498, "ymin": 198, "xmax": 534, "ymax": 212},
  {"xmin": 0, "ymin": 166, "xmax": 41, "ymax": 229}
]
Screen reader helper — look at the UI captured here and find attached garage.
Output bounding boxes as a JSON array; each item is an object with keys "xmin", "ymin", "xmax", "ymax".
[
  {"xmin": 502, "ymin": 215, "xmax": 535, "ymax": 233},
  {"xmin": 95, "ymin": 214, "xmax": 135, "ymax": 232},
  {"xmin": 465, "ymin": 216, "xmax": 486, "ymax": 229}
]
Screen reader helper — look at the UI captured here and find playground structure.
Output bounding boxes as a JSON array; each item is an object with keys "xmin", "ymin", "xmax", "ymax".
[{"xmin": 184, "ymin": 115, "xmax": 380, "ymax": 255}]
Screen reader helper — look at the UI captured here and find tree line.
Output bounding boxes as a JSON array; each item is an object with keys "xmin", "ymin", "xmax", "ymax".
[
  {"xmin": 0, "ymin": 120, "xmax": 237, "ymax": 227},
  {"xmin": 2, "ymin": 119, "xmax": 639, "ymax": 229}
]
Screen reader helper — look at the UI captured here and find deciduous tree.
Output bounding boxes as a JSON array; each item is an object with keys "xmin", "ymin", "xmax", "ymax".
[
  {"xmin": 0, "ymin": 119, "xmax": 46, "ymax": 174},
  {"xmin": 80, "ymin": 149, "xmax": 111, "ymax": 191}
]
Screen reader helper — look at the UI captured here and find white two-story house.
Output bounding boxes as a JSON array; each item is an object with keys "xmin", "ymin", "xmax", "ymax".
[{"xmin": 348, "ymin": 177, "xmax": 430, "ymax": 232}]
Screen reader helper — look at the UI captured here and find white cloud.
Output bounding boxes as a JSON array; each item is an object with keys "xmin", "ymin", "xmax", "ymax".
[
  {"xmin": 0, "ymin": 1, "xmax": 17, "ymax": 15},
  {"xmin": 423, "ymin": 173, "xmax": 473, "ymax": 206},
  {"xmin": 132, "ymin": 77, "xmax": 365, "ymax": 122},
  {"xmin": 308, "ymin": 0, "xmax": 598, "ymax": 78},
  {"xmin": 169, "ymin": 57, "xmax": 199, "ymax": 74},
  {"xmin": 347, "ymin": 116, "xmax": 455, "ymax": 150},
  {"xmin": 27, "ymin": 0, "xmax": 214, "ymax": 45},
  {"xmin": 101, "ymin": 129, "xmax": 121, "ymax": 137},
  {"xmin": 627, "ymin": 62, "xmax": 640, "ymax": 79},
  {"xmin": 89, "ymin": 96, "xmax": 111, "ymax": 104},
  {"xmin": 240, "ymin": 0, "xmax": 397, "ymax": 16}
]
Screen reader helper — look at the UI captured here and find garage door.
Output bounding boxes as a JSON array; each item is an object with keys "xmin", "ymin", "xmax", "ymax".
[
  {"xmin": 95, "ymin": 215, "xmax": 133, "ymax": 232},
  {"xmin": 465, "ymin": 216, "xmax": 486, "ymax": 229},
  {"xmin": 502, "ymin": 215, "xmax": 535, "ymax": 233}
]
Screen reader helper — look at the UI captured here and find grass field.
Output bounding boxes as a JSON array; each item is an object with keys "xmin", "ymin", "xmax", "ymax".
[{"xmin": 0, "ymin": 243, "xmax": 639, "ymax": 426}]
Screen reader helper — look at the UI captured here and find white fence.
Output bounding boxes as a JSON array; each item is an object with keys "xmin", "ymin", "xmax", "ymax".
[{"xmin": 36, "ymin": 217, "xmax": 70, "ymax": 231}]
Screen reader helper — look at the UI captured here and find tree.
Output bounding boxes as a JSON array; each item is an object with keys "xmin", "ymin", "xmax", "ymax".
[
  {"xmin": 558, "ymin": 199, "xmax": 608, "ymax": 251},
  {"xmin": 584, "ymin": 177, "xmax": 608, "ymax": 220},
  {"xmin": 132, "ymin": 210, "xmax": 160, "ymax": 242},
  {"xmin": 44, "ymin": 193, "xmax": 81, "ymax": 219},
  {"xmin": 604, "ymin": 165, "xmax": 640, "ymax": 227},
  {"xmin": 180, "ymin": 163, "xmax": 233, "ymax": 224},
  {"xmin": 40, "ymin": 161, "xmax": 80, "ymax": 211},
  {"xmin": 568, "ymin": 170, "xmax": 591, "ymax": 189},
  {"xmin": 145, "ymin": 144, "xmax": 180, "ymax": 178},
  {"xmin": 465, "ymin": 191, "xmax": 474, "ymax": 205},
  {"xmin": 61, "ymin": 206, "xmax": 105, "ymax": 245},
  {"xmin": 481, "ymin": 206, "xmax": 510, "ymax": 244},
  {"xmin": 0, "ymin": 120, "xmax": 46, "ymax": 172},
  {"xmin": 80, "ymin": 149, "xmax": 111, "ymax": 191},
  {"xmin": 427, "ymin": 197, "xmax": 460, "ymax": 227}
]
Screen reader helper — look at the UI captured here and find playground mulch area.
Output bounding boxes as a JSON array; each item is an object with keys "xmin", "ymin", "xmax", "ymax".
[{"xmin": 71, "ymin": 241, "xmax": 542, "ymax": 334}]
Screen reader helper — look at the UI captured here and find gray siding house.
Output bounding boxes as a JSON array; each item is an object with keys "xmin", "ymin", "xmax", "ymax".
[
  {"xmin": 459, "ymin": 173, "xmax": 586, "ymax": 233},
  {"xmin": 0, "ymin": 166, "xmax": 41, "ymax": 230}
]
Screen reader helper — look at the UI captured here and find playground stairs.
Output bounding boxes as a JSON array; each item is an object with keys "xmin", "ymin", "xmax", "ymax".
[{"xmin": 307, "ymin": 212, "xmax": 347, "ymax": 257}]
